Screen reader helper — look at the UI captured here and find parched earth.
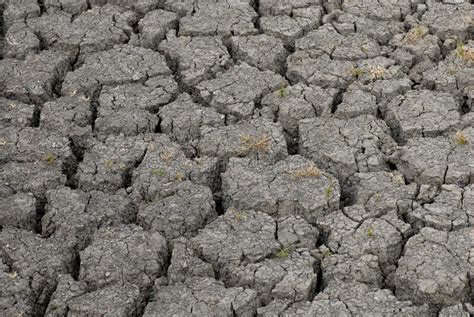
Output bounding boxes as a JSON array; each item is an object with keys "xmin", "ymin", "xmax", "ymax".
[{"xmin": 0, "ymin": 0, "xmax": 473, "ymax": 316}]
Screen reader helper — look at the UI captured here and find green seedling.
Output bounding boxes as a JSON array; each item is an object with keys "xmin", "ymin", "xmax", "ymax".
[
  {"xmin": 325, "ymin": 184, "xmax": 334, "ymax": 204},
  {"xmin": 456, "ymin": 42, "xmax": 474, "ymax": 61},
  {"xmin": 456, "ymin": 43, "xmax": 465, "ymax": 57},
  {"xmin": 367, "ymin": 226, "xmax": 375, "ymax": 237},
  {"xmin": 151, "ymin": 168, "xmax": 166, "ymax": 177},
  {"xmin": 234, "ymin": 211, "xmax": 246, "ymax": 221},
  {"xmin": 374, "ymin": 192, "xmax": 382, "ymax": 206},
  {"xmin": 276, "ymin": 247, "xmax": 290, "ymax": 258},
  {"xmin": 322, "ymin": 249, "xmax": 333, "ymax": 258},
  {"xmin": 349, "ymin": 66, "xmax": 365, "ymax": 78},
  {"xmin": 454, "ymin": 131, "xmax": 469, "ymax": 145},
  {"xmin": 45, "ymin": 153, "xmax": 56, "ymax": 165},
  {"xmin": 277, "ymin": 82, "xmax": 286, "ymax": 98}
]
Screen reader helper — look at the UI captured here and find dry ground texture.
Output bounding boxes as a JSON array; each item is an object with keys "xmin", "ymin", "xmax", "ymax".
[{"xmin": 0, "ymin": 0, "xmax": 473, "ymax": 316}]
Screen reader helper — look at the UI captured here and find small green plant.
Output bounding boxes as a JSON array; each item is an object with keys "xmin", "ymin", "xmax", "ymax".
[
  {"xmin": 45, "ymin": 153, "xmax": 56, "ymax": 165},
  {"xmin": 374, "ymin": 192, "xmax": 382, "ymax": 206},
  {"xmin": 456, "ymin": 42, "xmax": 474, "ymax": 61},
  {"xmin": 324, "ymin": 183, "xmax": 334, "ymax": 204},
  {"xmin": 277, "ymin": 82, "xmax": 286, "ymax": 98},
  {"xmin": 234, "ymin": 211, "xmax": 246, "ymax": 221},
  {"xmin": 349, "ymin": 66, "xmax": 365, "ymax": 78},
  {"xmin": 322, "ymin": 249, "xmax": 333, "ymax": 258},
  {"xmin": 367, "ymin": 226, "xmax": 375, "ymax": 237},
  {"xmin": 276, "ymin": 247, "xmax": 290, "ymax": 258},
  {"xmin": 151, "ymin": 168, "xmax": 166, "ymax": 177},
  {"xmin": 454, "ymin": 131, "xmax": 469, "ymax": 145},
  {"xmin": 456, "ymin": 42, "xmax": 465, "ymax": 57}
]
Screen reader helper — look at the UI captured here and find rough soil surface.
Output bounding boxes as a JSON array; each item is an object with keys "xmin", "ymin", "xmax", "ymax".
[{"xmin": 0, "ymin": 0, "xmax": 473, "ymax": 316}]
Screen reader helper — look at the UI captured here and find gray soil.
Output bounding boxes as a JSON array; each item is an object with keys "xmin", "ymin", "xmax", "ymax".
[{"xmin": 0, "ymin": 0, "xmax": 473, "ymax": 316}]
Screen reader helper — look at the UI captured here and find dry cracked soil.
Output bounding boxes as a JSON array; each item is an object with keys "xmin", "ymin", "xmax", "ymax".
[{"xmin": 0, "ymin": 0, "xmax": 473, "ymax": 316}]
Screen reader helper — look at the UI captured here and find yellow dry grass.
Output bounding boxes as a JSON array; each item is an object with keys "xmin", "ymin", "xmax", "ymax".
[
  {"xmin": 238, "ymin": 135, "xmax": 271, "ymax": 156},
  {"xmin": 289, "ymin": 164, "xmax": 322, "ymax": 178}
]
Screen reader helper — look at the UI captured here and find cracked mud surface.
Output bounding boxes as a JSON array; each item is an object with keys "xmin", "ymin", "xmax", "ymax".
[{"xmin": 0, "ymin": 0, "xmax": 473, "ymax": 316}]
